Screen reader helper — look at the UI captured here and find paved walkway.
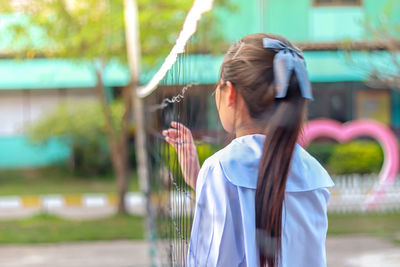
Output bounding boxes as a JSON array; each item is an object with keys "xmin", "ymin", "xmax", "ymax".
[
  {"xmin": 0, "ymin": 236, "xmax": 399, "ymax": 266},
  {"xmin": 326, "ymin": 235, "xmax": 400, "ymax": 267},
  {"xmin": 0, "ymin": 241, "xmax": 149, "ymax": 267}
]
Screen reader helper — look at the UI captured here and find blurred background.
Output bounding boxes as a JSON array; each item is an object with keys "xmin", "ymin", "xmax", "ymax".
[{"xmin": 0, "ymin": 0, "xmax": 399, "ymax": 266}]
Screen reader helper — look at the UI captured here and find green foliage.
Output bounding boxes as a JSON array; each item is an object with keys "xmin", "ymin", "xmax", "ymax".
[
  {"xmin": 197, "ymin": 143, "xmax": 220, "ymax": 165},
  {"xmin": 307, "ymin": 142, "xmax": 336, "ymax": 165},
  {"xmin": 165, "ymin": 142, "xmax": 220, "ymax": 168},
  {"xmin": 328, "ymin": 141, "xmax": 384, "ymax": 175},
  {"xmin": 190, "ymin": 0, "xmax": 237, "ymax": 54},
  {"xmin": 161, "ymin": 142, "xmax": 220, "ymax": 186},
  {"xmin": 29, "ymin": 101, "xmax": 124, "ymax": 142},
  {"xmin": 27, "ymin": 101, "xmax": 125, "ymax": 175},
  {"xmin": 0, "ymin": 0, "xmax": 126, "ymax": 61},
  {"xmin": 0, "ymin": 0, "xmax": 234, "ymax": 66},
  {"xmin": 307, "ymin": 141, "xmax": 384, "ymax": 175}
]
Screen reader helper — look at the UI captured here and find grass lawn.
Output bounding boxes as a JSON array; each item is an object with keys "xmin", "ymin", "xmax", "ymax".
[
  {"xmin": 0, "ymin": 213, "xmax": 145, "ymax": 244},
  {"xmin": 0, "ymin": 212, "xmax": 399, "ymax": 244},
  {"xmin": 328, "ymin": 212, "xmax": 400, "ymax": 244},
  {"xmin": 0, "ymin": 168, "xmax": 140, "ymax": 196}
]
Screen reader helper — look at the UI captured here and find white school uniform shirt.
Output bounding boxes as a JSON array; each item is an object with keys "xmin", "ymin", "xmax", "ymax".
[{"xmin": 187, "ymin": 134, "xmax": 334, "ymax": 267}]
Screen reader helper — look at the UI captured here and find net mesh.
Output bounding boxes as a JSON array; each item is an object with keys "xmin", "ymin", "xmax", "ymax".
[
  {"xmin": 145, "ymin": 48, "xmax": 208, "ymax": 265},
  {"xmin": 140, "ymin": 1, "xmax": 221, "ymax": 263}
]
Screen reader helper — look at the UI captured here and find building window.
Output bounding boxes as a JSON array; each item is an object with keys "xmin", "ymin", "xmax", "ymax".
[
  {"xmin": 355, "ymin": 89, "xmax": 391, "ymax": 125},
  {"xmin": 313, "ymin": 0, "xmax": 361, "ymax": 6},
  {"xmin": 307, "ymin": 82, "xmax": 362, "ymax": 123}
]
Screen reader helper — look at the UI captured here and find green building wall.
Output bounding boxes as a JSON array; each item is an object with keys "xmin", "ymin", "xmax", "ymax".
[
  {"xmin": 221, "ymin": 0, "xmax": 400, "ymax": 42},
  {"xmin": 0, "ymin": 136, "xmax": 70, "ymax": 168}
]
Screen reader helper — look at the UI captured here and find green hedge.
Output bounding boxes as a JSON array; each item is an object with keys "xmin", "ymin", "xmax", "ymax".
[
  {"xmin": 328, "ymin": 141, "xmax": 384, "ymax": 175},
  {"xmin": 306, "ymin": 142, "xmax": 336, "ymax": 165},
  {"xmin": 307, "ymin": 141, "xmax": 384, "ymax": 175}
]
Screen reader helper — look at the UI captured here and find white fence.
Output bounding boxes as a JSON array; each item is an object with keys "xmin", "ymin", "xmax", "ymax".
[{"xmin": 328, "ymin": 175, "xmax": 400, "ymax": 213}]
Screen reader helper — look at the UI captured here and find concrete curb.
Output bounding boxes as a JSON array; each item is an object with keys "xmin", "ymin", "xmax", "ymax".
[{"xmin": 0, "ymin": 193, "xmax": 144, "ymax": 209}]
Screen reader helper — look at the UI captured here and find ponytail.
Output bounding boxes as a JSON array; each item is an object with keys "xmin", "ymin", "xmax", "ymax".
[{"xmin": 256, "ymin": 73, "xmax": 306, "ymax": 267}]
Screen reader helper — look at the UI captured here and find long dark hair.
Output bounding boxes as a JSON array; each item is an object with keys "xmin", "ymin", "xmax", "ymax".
[{"xmin": 219, "ymin": 33, "xmax": 307, "ymax": 267}]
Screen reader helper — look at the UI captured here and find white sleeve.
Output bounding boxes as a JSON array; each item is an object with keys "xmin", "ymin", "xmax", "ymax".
[{"xmin": 187, "ymin": 162, "xmax": 246, "ymax": 267}]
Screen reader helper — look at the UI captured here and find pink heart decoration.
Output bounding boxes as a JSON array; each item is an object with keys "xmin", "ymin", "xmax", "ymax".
[{"xmin": 299, "ymin": 119, "xmax": 399, "ymax": 209}]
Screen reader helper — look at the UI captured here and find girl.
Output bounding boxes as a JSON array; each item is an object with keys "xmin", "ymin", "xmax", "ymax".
[{"xmin": 163, "ymin": 33, "xmax": 334, "ymax": 267}]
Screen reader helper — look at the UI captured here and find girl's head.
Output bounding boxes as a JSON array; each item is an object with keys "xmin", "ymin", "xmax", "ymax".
[
  {"xmin": 217, "ymin": 33, "xmax": 310, "ymax": 267},
  {"xmin": 216, "ymin": 33, "xmax": 306, "ymax": 134}
]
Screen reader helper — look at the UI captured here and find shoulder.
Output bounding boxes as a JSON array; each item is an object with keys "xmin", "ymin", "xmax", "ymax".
[
  {"xmin": 198, "ymin": 135, "xmax": 264, "ymax": 191},
  {"xmin": 197, "ymin": 135, "xmax": 335, "ymax": 193},
  {"xmin": 195, "ymin": 147, "xmax": 233, "ymax": 194},
  {"xmin": 195, "ymin": 147, "xmax": 243, "ymax": 206},
  {"xmin": 286, "ymin": 144, "xmax": 335, "ymax": 192}
]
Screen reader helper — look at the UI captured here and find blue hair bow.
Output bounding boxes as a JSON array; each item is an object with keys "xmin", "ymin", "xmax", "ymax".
[{"xmin": 262, "ymin": 37, "xmax": 313, "ymax": 100}]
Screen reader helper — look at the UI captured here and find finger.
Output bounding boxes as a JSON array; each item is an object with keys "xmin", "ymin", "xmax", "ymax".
[
  {"xmin": 171, "ymin": 121, "xmax": 190, "ymax": 133},
  {"xmin": 162, "ymin": 129, "xmax": 179, "ymax": 138},
  {"xmin": 163, "ymin": 128, "xmax": 193, "ymax": 143},
  {"xmin": 171, "ymin": 122, "xmax": 194, "ymax": 142},
  {"xmin": 166, "ymin": 138, "xmax": 188, "ymax": 153},
  {"xmin": 165, "ymin": 136, "xmax": 185, "ymax": 147}
]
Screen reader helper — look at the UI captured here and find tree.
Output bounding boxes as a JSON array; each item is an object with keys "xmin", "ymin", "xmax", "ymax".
[
  {"xmin": 29, "ymin": 101, "xmax": 124, "ymax": 175},
  {"xmin": 343, "ymin": 0, "xmax": 400, "ymax": 91},
  {"xmin": 0, "ymin": 0, "xmax": 233, "ymax": 213},
  {"xmin": 363, "ymin": 17, "xmax": 400, "ymax": 90}
]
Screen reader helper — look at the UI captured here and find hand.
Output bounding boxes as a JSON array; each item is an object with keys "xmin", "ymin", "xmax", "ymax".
[{"xmin": 162, "ymin": 121, "xmax": 200, "ymax": 190}]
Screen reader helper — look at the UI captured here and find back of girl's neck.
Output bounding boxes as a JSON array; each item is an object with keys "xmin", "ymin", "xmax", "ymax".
[{"xmin": 235, "ymin": 128, "xmax": 265, "ymax": 138}]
